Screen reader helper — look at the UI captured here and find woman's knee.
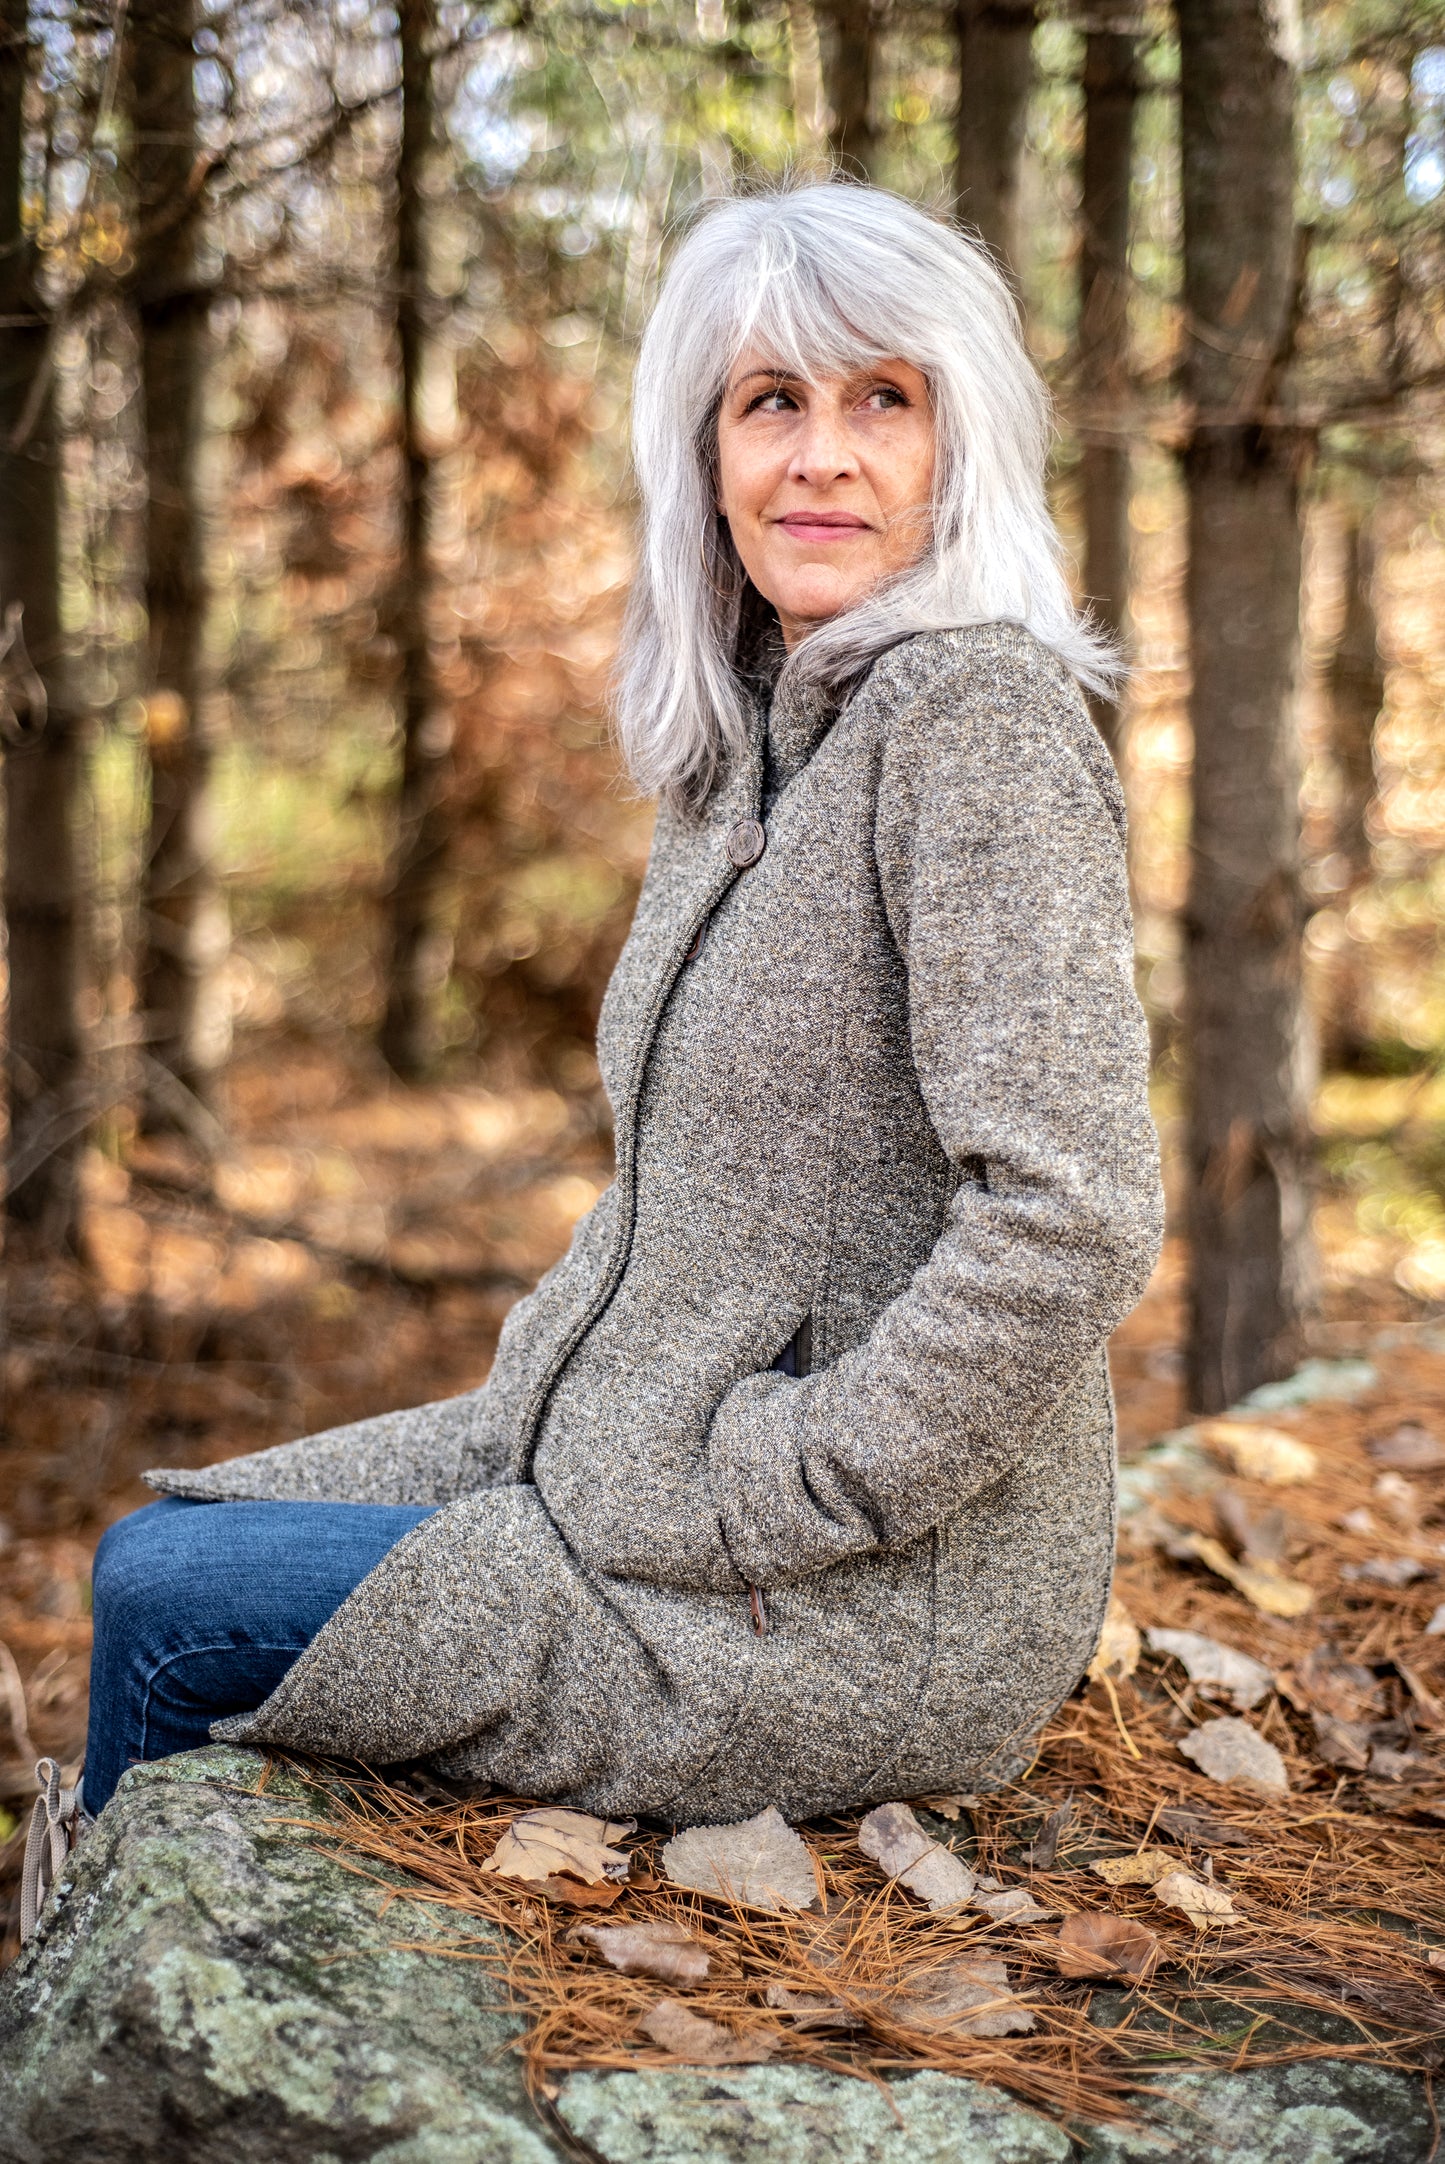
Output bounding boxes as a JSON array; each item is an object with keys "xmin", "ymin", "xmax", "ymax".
[{"xmin": 91, "ymin": 1499, "xmax": 203, "ymax": 1637}]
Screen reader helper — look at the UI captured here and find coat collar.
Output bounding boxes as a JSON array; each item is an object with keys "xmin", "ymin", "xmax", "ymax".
[{"xmin": 765, "ymin": 669, "xmax": 839, "ymax": 791}]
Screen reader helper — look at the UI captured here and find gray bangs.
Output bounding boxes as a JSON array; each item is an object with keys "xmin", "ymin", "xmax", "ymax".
[{"xmin": 616, "ymin": 180, "xmax": 1116, "ymax": 815}]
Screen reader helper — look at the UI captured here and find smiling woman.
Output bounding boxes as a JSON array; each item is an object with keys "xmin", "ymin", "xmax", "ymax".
[
  {"xmin": 37, "ymin": 184, "xmax": 1162, "ymax": 1927},
  {"xmin": 715, "ymin": 354, "xmax": 937, "ymax": 649}
]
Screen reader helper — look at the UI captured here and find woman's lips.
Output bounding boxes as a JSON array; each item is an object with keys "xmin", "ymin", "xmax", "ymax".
[{"xmin": 775, "ymin": 513, "xmax": 870, "ymax": 541}]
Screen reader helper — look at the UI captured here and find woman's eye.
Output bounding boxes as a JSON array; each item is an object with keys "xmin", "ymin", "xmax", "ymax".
[
  {"xmin": 866, "ymin": 385, "xmax": 908, "ymax": 410},
  {"xmin": 748, "ymin": 388, "xmax": 796, "ymax": 414}
]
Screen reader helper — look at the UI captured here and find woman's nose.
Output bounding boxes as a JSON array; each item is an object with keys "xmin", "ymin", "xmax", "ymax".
[{"xmin": 788, "ymin": 402, "xmax": 860, "ymax": 485}]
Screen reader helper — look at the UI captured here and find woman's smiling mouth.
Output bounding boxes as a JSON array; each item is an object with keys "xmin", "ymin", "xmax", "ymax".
[{"xmin": 774, "ymin": 510, "xmax": 872, "ymax": 541}]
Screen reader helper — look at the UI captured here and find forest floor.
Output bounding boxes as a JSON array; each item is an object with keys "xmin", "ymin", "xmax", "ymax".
[{"xmin": 3, "ymin": 1025, "xmax": 1445, "ymax": 2109}]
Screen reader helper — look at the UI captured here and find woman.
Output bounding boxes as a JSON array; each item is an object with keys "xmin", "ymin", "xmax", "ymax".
[{"xmin": 43, "ymin": 181, "xmax": 1162, "ymax": 1901}]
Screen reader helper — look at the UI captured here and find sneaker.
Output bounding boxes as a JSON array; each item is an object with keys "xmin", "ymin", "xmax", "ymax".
[{"xmin": 20, "ymin": 1759, "xmax": 91, "ymax": 1944}]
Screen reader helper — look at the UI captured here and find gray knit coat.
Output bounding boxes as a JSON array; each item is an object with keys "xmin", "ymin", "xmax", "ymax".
[{"xmin": 148, "ymin": 623, "xmax": 1164, "ymax": 1823}]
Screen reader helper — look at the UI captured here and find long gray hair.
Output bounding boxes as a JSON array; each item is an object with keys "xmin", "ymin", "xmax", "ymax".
[{"xmin": 615, "ymin": 180, "xmax": 1116, "ymax": 812}]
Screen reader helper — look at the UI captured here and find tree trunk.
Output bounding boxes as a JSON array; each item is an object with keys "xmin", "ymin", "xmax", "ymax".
[
  {"xmin": 1178, "ymin": 0, "xmax": 1314, "ymax": 1412},
  {"xmin": 953, "ymin": 0, "xmax": 1037, "ymax": 282},
  {"xmin": 128, "ymin": 0, "xmax": 227, "ymax": 1133},
  {"xmin": 378, "ymin": 0, "xmax": 450, "ymax": 1081},
  {"xmin": 0, "ymin": 0, "xmax": 86, "ymax": 1246},
  {"xmin": 1321, "ymin": 503, "xmax": 1384, "ymax": 1071},
  {"xmin": 1077, "ymin": 29, "xmax": 1138, "ymax": 755},
  {"xmin": 816, "ymin": 0, "xmax": 877, "ymax": 178}
]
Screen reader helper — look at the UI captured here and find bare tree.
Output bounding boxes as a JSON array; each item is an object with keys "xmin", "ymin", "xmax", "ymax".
[
  {"xmin": 953, "ymin": 0, "xmax": 1037, "ymax": 280},
  {"xmin": 1077, "ymin": 26, "xmax": 1138, "ymax": 754},
  {"xmin": 0, "ymin": 0, "xmax": 86, "ymax": 1245},
  {"xmin": 1321, "ymin": 502, "xmax": 1385, "ymax": 1070},
  {"xmin": 1178, "ymin": 0, "xmax": 1313, "ymax": 1410},
  {"xmin": 816, "ymin": 0, "xmax": 878, "ymax": 178},
  {"xmin": 128, "ymin": 0, "xmax": 229, "ymax": 1131},
  {"xmin": 378, "ymin": 0, "xmax": 450, "ymax": 1080}
]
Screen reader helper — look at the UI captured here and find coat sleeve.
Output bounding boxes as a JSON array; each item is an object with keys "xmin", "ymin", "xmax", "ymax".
[{"xmin": 703, "ymin": 635, "xmax": 1164, "ymax": 1586}]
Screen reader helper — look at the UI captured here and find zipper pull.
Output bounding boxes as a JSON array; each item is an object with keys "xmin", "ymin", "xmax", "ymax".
[{"xmin": 748, "ymin": 1585, "xmax": 769, "ymax": 1636}]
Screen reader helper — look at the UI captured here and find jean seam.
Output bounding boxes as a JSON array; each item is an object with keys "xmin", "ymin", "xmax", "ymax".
[{"xmin": 136, "ymin": 1638, "xmax": 311, "ymax": 1762}]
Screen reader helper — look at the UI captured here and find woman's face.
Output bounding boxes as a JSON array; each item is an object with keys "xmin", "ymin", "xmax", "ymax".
[{"xmin": 714, "ymin": 349, "xmax": 936, "ymax": 651}]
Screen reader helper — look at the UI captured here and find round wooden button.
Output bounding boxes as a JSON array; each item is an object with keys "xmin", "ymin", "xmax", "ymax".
[{"xmin": 726, "ymin": 819, "xmax": 766, "ymax": 868}]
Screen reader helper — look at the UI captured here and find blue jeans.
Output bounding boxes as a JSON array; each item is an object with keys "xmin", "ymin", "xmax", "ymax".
[{"xmin": 85, "ymin": 1497, "xmax": 436, "ymax": 1814}]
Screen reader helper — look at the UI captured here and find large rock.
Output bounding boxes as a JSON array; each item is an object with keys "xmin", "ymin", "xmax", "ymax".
[
  {"xmin": 0, "ymin": 1745, "xmax": 1433, "ymax": 2162},
  {"xmin": 0, "ymin": 1746, "xmax": 562, "ymax": 2163}
]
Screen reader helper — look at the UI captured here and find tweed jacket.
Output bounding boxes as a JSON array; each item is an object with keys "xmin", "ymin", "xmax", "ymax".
[{"xmin": 148, "ymin": 623, "xmax": 1164, "ymax": 1823}]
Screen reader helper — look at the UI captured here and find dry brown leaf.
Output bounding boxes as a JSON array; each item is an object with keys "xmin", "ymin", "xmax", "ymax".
[
  {"xmin": 1369, "ymin": 1423, "xmax": 1445, "ymax": 1471},
  {"xmin": 484, "ymin": 1807, "xmax": 635, "ymax": 1888},
  {"xmin": 1179, "ymin": 1715, "xmax": 1289, "ymax": 1794},
  {"xmin": 1343, "ymin": 1556, "xmax": 1429, "ymax": 1588},
  {"xmin": 1293, "ymin": 1644, "xmax": 1385, "ymax": 1723},
  {"xmin": 572, "ymin": 1920, "xmax": 711, "ymax": 1984},
  {"xmin": 1022, "ymin": 1799, "xmax": 1074, "ymax": 1870},
  {"xmin": 1090, "ymin": 1847, "xmax": 1176, "ymax": 1887},
  {"xmin": 1213, "ymin": 1487, "xmax": 1288, "ymax": 1565},
  {"xmin": 661, "ymin": 1806, "xmax": 819, "ymax": 1913},
  {"xmin": 532, "ymin": 1875, "xmax": 624, "ymax": 1911},
  {"xmin": 763, "ymin": 1982, "xmax": 860, "ymax": 2030},
  {"xmin": 888, "ymin": 1956, "xmax": 1036, "ymax": 2038},
  {"xmin": 1156, "ymin": 1806, "xmax": 1252, "ymax": 1849},
  {"xmin": 1151, "ymin": 1869, "xmax": 1238, "ymax": 1931},
  {"xmin": 1088, "ymin": 1595, "xmax": 1141, "ymax": 1681},
  {"xmin": 974, "ymin": 1885, "xmax": 1052, "ymax": 1923},
  {"xmin": 638, "ymin": 1999, "xmax": 776, "ymax": 2064},
  {"xmin": 1144, "ymin": 1626, "xmax": 1274, "ymax": 1711},
  {"xmin": 857, "ymin": 1802, "xmax": 977, "ymax": 1911},
  {"xmin": 1425, "ymin": 1949, "xmax": 1445, "ymax": 1973},
  {"xmin": 1171, "ymin": 1531, "xmax": 1314, "ymax": 1618},
  {"xmin": 1310, "ymin": 1711, "xmax": 1373, "ymax": 1772},
  {"xmin": 1054, "ymin": 1912, "xmax": 1162, "ymax": 1982},
  {"xmin": 1374, "ymin": 1472, "xmax": 1422, "ymax": 1530},
  {"xmin": 1200, "ymin": 1419, "xmax": 1318, "ymax": 1486},
  {"xmin": 916, "ymin": 1792, "xmax": 981, "ymax": 1819}
]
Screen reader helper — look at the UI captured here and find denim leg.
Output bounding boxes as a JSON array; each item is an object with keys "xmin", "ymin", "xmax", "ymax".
[{"xmin": 86, "ymin": 1495, "xmax": 437, "ymax": 1813}]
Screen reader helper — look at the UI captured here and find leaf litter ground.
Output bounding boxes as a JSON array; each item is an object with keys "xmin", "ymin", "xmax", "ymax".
[{"xmin": 268, "ymin": 1336, "xmax": 1445, "ymax": 2133}]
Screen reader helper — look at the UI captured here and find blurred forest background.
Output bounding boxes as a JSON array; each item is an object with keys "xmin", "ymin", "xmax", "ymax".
[{"xmin": 1, "ymin": 0, "xmax": 1445, "ymax": 1932}]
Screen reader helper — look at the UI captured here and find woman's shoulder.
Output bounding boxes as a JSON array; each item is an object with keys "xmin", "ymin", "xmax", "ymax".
[{"xmin": 863, "ymin": 622, "xmax": 1125, "ymax": 839}]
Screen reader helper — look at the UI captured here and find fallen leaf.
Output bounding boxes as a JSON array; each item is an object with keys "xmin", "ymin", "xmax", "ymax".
[
  {"xmin": 1151, "ymin": 1869, "xmax": 1238, "ymax": 1931},
  {"xmin": 1156, "ymin": 1806, "xmax": 1252, "ymax": 1849},
  {"xmin": 974, "ymin": 1886, "xmax": 1052, "ymax": 1923},
  {"xmin": 1425, "ymin": 1949, "xmax": 1445, "ymax": 1973},
  {"xmin": 857, "ymin": 1802, "xmax": 976, "ymax": 1911},
  {"xmin": 1023, "ymin": 1799, "xmax": 1074, "ymax": 1870},
  {"xmin": 1426, "ymin": 1605, "xmax": 1445, "ymax": 1638},
  {"xmin": 1310, "ymin": 1711, "xmax": 1373, "ymax": 1771},
  {"xmin": 1179, "ymin": 1716, "xmax": 1289, "ymax": 1794},
  {"xmin": 484, "ymin": 1807, "xmax": 636, "ymax": 1888},
  {"xmin": 1145, "ymin": 1626, "xmax": 1274, "ymax": 1711},
  {"xmin": 1342, "ymin": 1557, "xmax": 1429, "ymax": 1588},
  {"xmin": 1088, "ymin": 1595, "xmax": 1141, "ymax": 1681},
  {"xmin": 532, "ymin": 1876, "xmax": 624, "ymax": 1910},
  {"xmin": 1374, "ymin": 1473, "xmax": 1422, "ymax": 1530},
  {"xmin": 1393, "ymin": 1657, "xmax": 1445, "ymax": 1730},
  {"xmin": 888, "ymin": 1956, "xmax": 1036, "ymax": 2038},
  {"xmin": 573, "ymin": 1921, "xmax": 711, "ymax": 1984},
  {"xmin": 662, "ymin": 1806, "xmax": 819, "ymax": 1913},
  {"xmin": 1369, "ymin": 1424, "xmax": 1445, "ymax": 1472},
  {"xmin": 1339, "ymin": 1507, "xmax": 1378, "ymax": 1537},
  {"xmin": 1200, "ymin": 1419, "xmax": 1318, "ymax": 1486},
  {"xmin": 763, "ymin": 1982, "xmax": 860, "ymax": 2029},
  {"xmin": 638, "ymin": 1999, "xmax": 775, "ymax": 2064},
  {"xmin": 1369, "ymin": 1745, "xmax": 1429, "ymax": 1782},
  {"xmin": 1170, "ymin": 1531, "xmax": 1314, "ymax": 1618},
  {"xmin": 916, "ymin": 1793, "xmax": 981, "ymax": 1819},
  {"xmin": 1091, "ymin": 1847, "xmax": 1176, "ymax": 1887},
  {"xmin": 1213, "ymin": 1487, "xmax": 1288, "ymax": 1565},
  {"xmin": 1290, "ymin": 1643, "xmax": 1385, "ymax": 1724},
  {"xmin": 1054, "ymin": 1912, "xmax": 1162, "ymax": 1982}
]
